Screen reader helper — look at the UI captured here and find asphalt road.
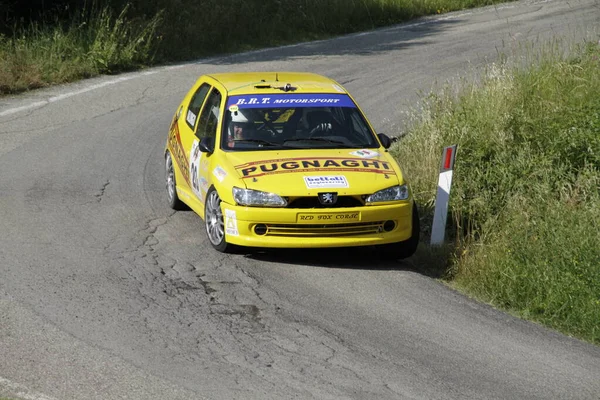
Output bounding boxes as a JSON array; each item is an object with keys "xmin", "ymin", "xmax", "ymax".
[{"xmin": 1, "ymin": 1, "xmax": 599, "ymax": 399}]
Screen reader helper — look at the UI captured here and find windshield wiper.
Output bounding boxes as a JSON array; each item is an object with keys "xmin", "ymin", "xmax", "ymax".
[
  {"xmin": 283, "ymin": 137, "xmax": 356, "ymax": 147},
  {"xmin": 234, "ymin": 139, "xmax": 281, "ymax": 147}
]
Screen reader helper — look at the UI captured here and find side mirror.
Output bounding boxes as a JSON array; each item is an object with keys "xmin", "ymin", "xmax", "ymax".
[
  {"xmin": 377, "ymin": 133, "xmax": 392, "ymax": 149},
  {"xmin": 199, "ymin": 137, "xmax": 214, "ymax": 153}
]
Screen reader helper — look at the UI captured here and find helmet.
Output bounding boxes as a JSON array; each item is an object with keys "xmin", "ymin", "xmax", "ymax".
[
  {"xmin": 228, "ymin": 109, "xmax": 255, "ymax": 143},
  {"xmin": 231, "ymin": 109, "xmax": 251, "ymax": 123}
]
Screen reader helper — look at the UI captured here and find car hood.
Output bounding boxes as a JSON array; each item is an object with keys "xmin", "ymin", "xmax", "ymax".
[{"xmin": 225, "ymin": 149, "xmax": 403, "ymax": 196}]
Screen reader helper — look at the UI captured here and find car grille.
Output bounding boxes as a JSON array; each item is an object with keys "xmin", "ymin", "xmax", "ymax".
[
  {"xmin": 286, "ymin": 196, "xmax": 364, "ymax": 208},
  {"xmin": 262, "ymin": 221, "xmax": 384, "ymax": 237}
]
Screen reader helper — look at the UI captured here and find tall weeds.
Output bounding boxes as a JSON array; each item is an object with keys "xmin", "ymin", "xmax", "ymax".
[
  {"xmin": 0, "ymin": 3, "xmax": 161, "ymax": 94},
  {"xmin": 392, "ymin": 39, "xmax": 600, "ymax": 343}
]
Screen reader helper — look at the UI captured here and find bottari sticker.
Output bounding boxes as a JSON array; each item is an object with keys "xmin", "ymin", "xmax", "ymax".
[{"xmin": 304, "ymin": 176, "xmax": 349, "ymax": 189}]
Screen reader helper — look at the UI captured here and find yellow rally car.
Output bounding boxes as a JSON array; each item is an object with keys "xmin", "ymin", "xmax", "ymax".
[{"xmin": 165, "ymin": 72, "xmax": 419, "ymax": 258}]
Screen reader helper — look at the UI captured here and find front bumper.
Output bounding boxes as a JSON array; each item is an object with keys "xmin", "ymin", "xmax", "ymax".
[{"xmin": 220, "ymin": 201, "xmax": 413, "ymax": 248}]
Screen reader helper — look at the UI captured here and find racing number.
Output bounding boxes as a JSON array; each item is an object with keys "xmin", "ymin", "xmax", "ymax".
[
  {"xmin": 189, "ymin": 141, "xmax": 202, "ymax": 199},
  {"xmin": 191, "ymin": 163, "xmax": 199, "ymax": 192}
]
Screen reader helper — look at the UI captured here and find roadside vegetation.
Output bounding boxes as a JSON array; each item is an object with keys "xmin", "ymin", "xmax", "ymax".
[
  {"xmin": 0, "ymin": 0, "xmax": 510, "ymax": 94},
  {"xmin": 393, "ymin": 39, "xmax": 600, "ymax": 345}
]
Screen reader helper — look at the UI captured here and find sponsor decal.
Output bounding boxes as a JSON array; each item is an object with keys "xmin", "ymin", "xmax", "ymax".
[
  {"xmin": 167, "ymin": 123, "xmax": 190, "ymax": 185},
  {"xmin": 225, "ymin": 209, "xmax": 239, "ymax": 236},
  {"xmin": 177, "ymin": 188, "xmax": 191, "ymax": 201},
  {"xmin": 198, "ymin": 177, "xmax": 209, "ymax": 193},
  {"xmin": 213, "ymin": 166, "xmax": 227, "ymax": 182},
  {"xmin": 226, "ymin": 94, "xmax": 356, "ymax": 109},
  {"xmin": 200, "ymin": 160, "xmax": 209, "ymax": 172},
  {"xmin": 304, "ymin": 176, "xmax": 348, "ymax": 189},
  {"xmin": 236, "ymin": 157, "xmax": 395, "ymax": 178},
  {"xmin": 186, "ymin": 109, "xmax": 197, "ymax": 127},
  {"xmin": 228, "ymin": 104, "xmax": 239, "ymax": 113},
  {"xmin": 169, "ymin": 114, "xmax": 177, "ymax": 131},
  {"xmin": 297, "ymin": 212, "xmax": 360, "ymax": 223},
  {"xmin": 350, "ymin": 149, "xmax": 379, "ymax": 159}
]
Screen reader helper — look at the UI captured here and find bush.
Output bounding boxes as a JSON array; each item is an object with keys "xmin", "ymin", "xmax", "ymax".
[{"xmin": 391, "ymin": 39, "xmax": 600, "ymax": 343}]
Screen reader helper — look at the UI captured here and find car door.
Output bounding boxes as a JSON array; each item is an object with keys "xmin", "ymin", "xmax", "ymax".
[
  {"xmin": 169, "ymin": 81, "xmax": 211, "ymax": 207},
  {"xmin": 189, "ymin": 86, "xmax": 223, "ymax": 207}
]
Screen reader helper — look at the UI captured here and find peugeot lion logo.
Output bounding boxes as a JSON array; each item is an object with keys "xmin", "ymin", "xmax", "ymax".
[{"xmin": 318, "ymin": 192, "xmax": 337, "ymax": 205}]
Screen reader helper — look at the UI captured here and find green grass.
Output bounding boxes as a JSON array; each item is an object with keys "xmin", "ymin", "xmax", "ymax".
[
  {"xmin": 392, "ymin": 38, "xmax": 600, "ymax": 344},
  {"xmin": 0, "ymin": 4, "xmax": 162, "ymax": 94},
  {"xmin": 0, "ymin": 0, "xmax": 510, "ymax": 94}
]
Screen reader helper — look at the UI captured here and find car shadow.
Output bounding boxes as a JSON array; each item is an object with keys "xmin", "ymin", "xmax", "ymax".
[
  {"xmin": 241, "ymin": 246, "xmax": 414, "ymax": 272},
  {"xmin": 207, "ymin": 17, "xmax": 462, "ymax": 65},
  {"xmin": 239, "ymin": 241, "xmax": 451, "ymax": 279}
]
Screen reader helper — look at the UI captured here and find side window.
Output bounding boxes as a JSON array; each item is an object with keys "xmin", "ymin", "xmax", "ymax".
[
  {"xmin": 186, "ymin": 83, "xmax": 211, "ymax": 130},
  {"xmin": 196, "ymin": 88, "xmax": 222, "ymax": 139}
]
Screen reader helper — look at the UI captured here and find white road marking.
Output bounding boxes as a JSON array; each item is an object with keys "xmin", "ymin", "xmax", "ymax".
[
  {"xmin": 0, "ymin": 376, "xmax": 59, "ymax": 400},
  {"xmin": 0, "ymin": 101, "xmax": 47, "ymax": 117},
  {"xmin": 0, "ymin": 66, "xmax": 183, "ymax": 118}
]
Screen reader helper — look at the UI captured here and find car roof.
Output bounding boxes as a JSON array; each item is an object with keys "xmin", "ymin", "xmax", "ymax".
[{"xmin": 206, "ymin": 72, "xmax": 347, "ymax": 95}]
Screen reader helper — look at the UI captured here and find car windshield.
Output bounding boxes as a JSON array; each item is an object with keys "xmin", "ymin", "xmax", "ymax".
[{"xmin": 222, "ymin": 93, "xmax": 379, "ymax": 151}]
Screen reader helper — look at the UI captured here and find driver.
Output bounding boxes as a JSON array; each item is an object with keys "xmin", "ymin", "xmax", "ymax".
[
  {"xmin": 232, "ymin": 120, "xmax": 248, "ymax": 140},
  {"xmin": 228, "ymin": 109, "xmax": 255, "ymax": 147}
]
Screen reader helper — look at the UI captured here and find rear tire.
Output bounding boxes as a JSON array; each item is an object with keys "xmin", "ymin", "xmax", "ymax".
[
  {"xmin": 379, "ymin": 202, "xmax": 420, "ymax": 260},
  {"xmin": 165, "ymin": 151, "xmax": 186, "ymax": 210}
]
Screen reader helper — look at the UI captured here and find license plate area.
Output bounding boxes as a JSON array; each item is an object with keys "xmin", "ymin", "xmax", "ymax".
[{"xmin": 297, "ymin": 212, "xmax": 361, "ymax": 223}]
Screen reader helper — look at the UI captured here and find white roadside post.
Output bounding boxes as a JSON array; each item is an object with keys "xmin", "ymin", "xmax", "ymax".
[{"xmin": 431, "ymin": 145, "xmax": 457, "ymax": 246}]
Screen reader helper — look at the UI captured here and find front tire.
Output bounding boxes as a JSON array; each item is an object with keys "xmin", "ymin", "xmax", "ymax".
[
  {"xmin": 204, "ymin": 187, "xmax": 235, "ymax": 253},
  {"xmin": 379, "ymin": 202, "xmax": 420, "ymax": 260},
  {"xmin": 165, "ymin": 151, "xmax": 186, "ymax": 210}
]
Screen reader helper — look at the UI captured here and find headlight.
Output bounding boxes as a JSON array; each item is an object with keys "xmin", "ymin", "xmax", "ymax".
[
  {"xmin": 232, "ymin": 187, "xmax": 287, "ymax": 207},
  {"xmin": 365, "ymin": 185, "xmax": 409, "ymax": 203}
]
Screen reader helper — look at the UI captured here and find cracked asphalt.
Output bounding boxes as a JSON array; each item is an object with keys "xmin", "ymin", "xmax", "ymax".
[{"xmin": 1, "ymin": 1, "xmax": 600, "ymax": 399}]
